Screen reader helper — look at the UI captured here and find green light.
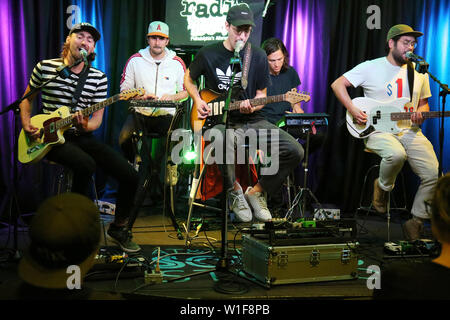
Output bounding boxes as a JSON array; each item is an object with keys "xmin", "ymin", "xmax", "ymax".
[
  {"xmin": 183, "ymin": 150, "xmax": 197, "ymax": 161},
  {"xmin": 276, "ymin": 117, "xmax": 286, "ymax": 128}
]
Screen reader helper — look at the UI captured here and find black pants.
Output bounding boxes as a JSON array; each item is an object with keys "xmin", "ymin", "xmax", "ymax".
[
  {"xmin": 46, "ymin": 132, "xmax": 139, "ymax": 225},
  {"xmin": 119, "ymin": 113, "xmax": 173, "ymax": 164}
]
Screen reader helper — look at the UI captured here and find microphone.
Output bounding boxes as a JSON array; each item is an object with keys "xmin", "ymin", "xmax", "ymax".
[
  {"xmin": 234, "ymin": 40, "xmax": 244, "ymax": 56},
  {"xmin": 80, "ymin": 48, "xmax": 89, "ymax": 64},
  {"xmin": 405, "ymin": 51, "xmax": 424, "ymax": 62}
]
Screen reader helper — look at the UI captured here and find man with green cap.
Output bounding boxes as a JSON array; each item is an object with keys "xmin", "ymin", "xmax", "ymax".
[{"xmin": 331, "ymin": 24, "xmax": 439, "ymax": 240}]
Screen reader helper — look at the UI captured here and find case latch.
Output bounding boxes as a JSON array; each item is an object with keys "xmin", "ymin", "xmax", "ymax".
[{"xmin": 310, "ymin": 249, "xmax": 320, "ymax": 267}]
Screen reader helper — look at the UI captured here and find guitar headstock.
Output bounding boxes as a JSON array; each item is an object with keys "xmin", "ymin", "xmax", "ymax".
[
  {"xmin": 119, "ymin": 88, "xmax": 146, "ymax": 101},
  {"xmin": 285, "ymin": 88, "xmax": 311, "ymax": 104}
]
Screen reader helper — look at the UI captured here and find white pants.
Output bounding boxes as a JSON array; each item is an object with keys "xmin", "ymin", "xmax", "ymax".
[{"xmin": 365, "ymin": 127, "xmax": 439, "ymax": 219}]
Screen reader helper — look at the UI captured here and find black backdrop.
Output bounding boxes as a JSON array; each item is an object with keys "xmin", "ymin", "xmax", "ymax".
[{"xmin": 0, "ymin": 0, "xmax": 448, "ymax": 217}]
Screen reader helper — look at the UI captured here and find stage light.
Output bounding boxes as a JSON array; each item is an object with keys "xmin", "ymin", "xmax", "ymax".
[{"xmin": 183, "ymin": 150, "xmax": 197, "ymax": 162}]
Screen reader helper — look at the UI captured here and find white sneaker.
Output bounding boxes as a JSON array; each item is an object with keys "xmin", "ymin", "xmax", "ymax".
[
  {"xmin": 228, "ymin": 185, "xmax": 252, "ymax": 222},
  {"xmin": 245, "ymin": 187, "xmax": 272, "ymax": 222}
]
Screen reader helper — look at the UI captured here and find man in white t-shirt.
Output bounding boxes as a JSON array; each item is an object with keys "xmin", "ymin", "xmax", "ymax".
[{"xmin": 331, "ymin": 24, "xmax": 439, "ymax": 240}]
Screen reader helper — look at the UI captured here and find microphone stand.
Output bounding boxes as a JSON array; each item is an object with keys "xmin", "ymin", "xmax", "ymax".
[
  {"xmin": 216, "ymin": 52, "xmax": 242, "ymax": 270},
  {"xmin": 414, "ymin": 61, "xmax": 449, "ymax": 176},
  {"xmin": 0, "ymin": 58, "xmax": 83, "ymax": 261}
]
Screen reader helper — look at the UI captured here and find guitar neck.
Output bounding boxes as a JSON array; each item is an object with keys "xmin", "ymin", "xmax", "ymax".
[
  {"xmin": 229, "ymin": 94, "xmax": 286, "ymax": 111},
  {"xmin": 391, "ymin": 111, "xmax": 450, "ymax": 121},
  {"xmin": 56, "ymin": 94, "xmax": 120, "ymax": 130}
]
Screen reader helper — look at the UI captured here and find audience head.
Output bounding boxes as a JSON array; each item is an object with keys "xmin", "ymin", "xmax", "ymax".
[
  {"xmin": 431, "ymin": 173, "xmax": 450, "ymax": 244},
  {"xmin": 18, "ymin": 193, "xmax": 101, "ymax": 289}
]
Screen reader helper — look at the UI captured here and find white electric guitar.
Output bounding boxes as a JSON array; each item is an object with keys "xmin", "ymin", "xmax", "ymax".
[{"xmin": 346, "ymin": 97, "xmax": 450, "ymax": 139}]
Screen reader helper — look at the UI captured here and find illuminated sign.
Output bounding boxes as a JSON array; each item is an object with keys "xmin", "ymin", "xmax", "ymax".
[
  {"xmin": 166, "ymin": 0, "xmax": 264, "ymax": 47},
  {"xmin": 180, "ymin": 0, "xmax": 239, "ymax": 42}
]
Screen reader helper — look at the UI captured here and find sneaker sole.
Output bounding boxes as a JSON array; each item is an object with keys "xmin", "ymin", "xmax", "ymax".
[{"xmin": 106, "ymin": 234, "xmax": 142, "ymax": 253}]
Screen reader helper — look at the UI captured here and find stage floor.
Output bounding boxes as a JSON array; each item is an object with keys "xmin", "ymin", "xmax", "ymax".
[{"xmin": 0, "ymin": 204, "xmax": 434, "ymax": 304}]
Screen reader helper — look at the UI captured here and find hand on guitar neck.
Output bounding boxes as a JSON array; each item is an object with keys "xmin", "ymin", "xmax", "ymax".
[{"xmin": 72, "ymin": 110, "xmax": 90, "ymax": 132}]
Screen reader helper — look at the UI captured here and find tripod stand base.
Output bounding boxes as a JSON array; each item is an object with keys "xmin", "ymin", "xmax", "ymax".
[{"xmin": 285, "ymin": 187, "xmax": 321, "ymax": 220}]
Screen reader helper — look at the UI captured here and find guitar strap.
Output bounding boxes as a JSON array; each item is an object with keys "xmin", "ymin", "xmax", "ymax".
[
  {"xmin": 241, "ymin": 43, "xmax": 252, "ymax": 90},
  {"xmin": 407, "ymin": 61, "xmax": 414, "ymax": 103},
  {"xmin": 70, "ymin": 65, "xmax": 90, "ymax": 113}
]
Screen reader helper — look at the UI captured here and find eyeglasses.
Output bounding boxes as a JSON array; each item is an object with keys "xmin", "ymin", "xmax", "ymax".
[{"xmin": 401, "ymin": 40, "xmax": 417, "ymax": 48}]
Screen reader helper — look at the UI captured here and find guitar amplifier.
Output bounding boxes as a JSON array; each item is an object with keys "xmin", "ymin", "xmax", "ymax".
[{"xmin": 241, "ymin": 234, "xmax": 359, "ymax": 288}]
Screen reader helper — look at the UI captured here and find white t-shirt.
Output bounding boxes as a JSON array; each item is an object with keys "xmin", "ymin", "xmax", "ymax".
[{"xmin": 343, "ymin": 57, "xmax": 431, "ymax": 111}]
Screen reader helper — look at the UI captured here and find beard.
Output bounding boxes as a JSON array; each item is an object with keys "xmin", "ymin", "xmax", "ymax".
[{"xmin": 392, "ymin": 45, "xmax": 407, "ymax": 65}]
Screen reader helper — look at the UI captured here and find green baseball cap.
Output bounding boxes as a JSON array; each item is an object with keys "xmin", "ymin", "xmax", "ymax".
[{"xmin": 387, "ymin": 24, "xmax": 423, "ymax": 42}]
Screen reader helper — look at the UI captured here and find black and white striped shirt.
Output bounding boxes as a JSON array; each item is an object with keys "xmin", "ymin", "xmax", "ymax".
[{"xmin": 29, "ymin": 58, "xmax": 108, "ymax": 114}]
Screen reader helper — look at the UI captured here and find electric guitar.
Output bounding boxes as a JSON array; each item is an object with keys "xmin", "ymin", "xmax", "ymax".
[
  {"xmin": 346, "ymin": 97, "xmax": 450, "ymax": 139},
  {"xmin": 18, "ymin": 88, "xmax": 145, "ymax": 164},
  {"xmin": 190, "ymin": 88, "xmax": 311, "ymax": 132}
]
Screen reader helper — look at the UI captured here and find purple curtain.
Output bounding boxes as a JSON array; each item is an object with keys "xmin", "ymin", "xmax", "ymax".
[{"xmin": 273, "ymin": 0, "xmax": 329, "ymax": 113}]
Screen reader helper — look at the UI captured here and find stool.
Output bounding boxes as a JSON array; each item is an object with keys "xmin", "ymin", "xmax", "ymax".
[
  {"xmin": 356, "ymin": 149, "xmax": 409, "ymax": 241},
  {"xmin": 44, "ymin": 160, "xmax": 107, "ymax": 245}
]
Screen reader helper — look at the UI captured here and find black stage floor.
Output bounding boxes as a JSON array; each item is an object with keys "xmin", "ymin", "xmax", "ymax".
[{"xmin": 0, "ymin": 205, "xmax": 439, "ymax": 309}]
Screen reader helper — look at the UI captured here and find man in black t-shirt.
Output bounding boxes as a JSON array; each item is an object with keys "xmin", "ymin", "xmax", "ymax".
[
  {"xmin": 261, "ymin": 38, "xmax": 326, "ymax": 212},
  {"xmin": 261, "ymin": 38, "xmax": 303, "ymax": 124},
  {"xmin": 184, "ymin": 4, "xmax": 304, "ymax": 222}
]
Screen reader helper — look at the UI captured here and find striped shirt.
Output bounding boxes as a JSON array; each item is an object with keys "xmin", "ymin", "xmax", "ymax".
[{"xmin": 29, "ymin": 58, "xmax": 108, "ymax": 114}]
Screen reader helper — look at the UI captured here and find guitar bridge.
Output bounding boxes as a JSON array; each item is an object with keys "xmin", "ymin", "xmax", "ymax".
[{"xmin": 359, "ymin": 126, "xmax": 375, "ymax": 138}]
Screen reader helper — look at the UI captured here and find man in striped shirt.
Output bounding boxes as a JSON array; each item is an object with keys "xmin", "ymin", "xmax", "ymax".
[{"xmin": 19, "ymin": 23, "xmax": 141, "ymax": 253}]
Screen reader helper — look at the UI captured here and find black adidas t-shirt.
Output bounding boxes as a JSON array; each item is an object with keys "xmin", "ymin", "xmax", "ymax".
[
  {"xmin": 189, "ymin": 41, "xmax": 271, "ymax": 123},
  {"xmin": 262, "ymin": 66, "xmax": 301, "ymax": 124}
]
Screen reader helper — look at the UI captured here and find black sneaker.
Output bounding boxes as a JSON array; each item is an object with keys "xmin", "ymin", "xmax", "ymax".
[{"xmin": 107, "ymin": 224, "xmax": 141, "ymax": 253}]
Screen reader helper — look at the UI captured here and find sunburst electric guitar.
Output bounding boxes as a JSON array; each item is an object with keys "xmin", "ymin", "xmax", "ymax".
[
  {"xmin": 346, "ymin": 97, "xmax": 450, "ymax": 139},
  {"xmin": 18, "ymin": 88, "xmax": 145, "ymax": 164},
  {"xmin": 190, "ymin": 88, "xmax": 311, "ymax": 132}
]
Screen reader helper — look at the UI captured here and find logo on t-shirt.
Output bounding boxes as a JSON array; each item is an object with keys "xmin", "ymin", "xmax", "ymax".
[{"xmin": 216, "ymin": 67, "xmax": 242, "ymax": 90}]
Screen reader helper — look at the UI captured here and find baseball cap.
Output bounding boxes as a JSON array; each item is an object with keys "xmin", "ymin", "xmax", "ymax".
[
  {"xmin": 226, "ymin": 4, "xmax": 255, "ymax": 27},
  {"xmin": 147, "ymin": 21, "xmax": 169, "ymax": 38},
  {"xmin": 69, "ymin": 22, "xmax": 101, "ymax": 42},
  {"xmin": 18, "ymin": 193, "xmax": 101, "ymax": 289},
  {"xmin": 387, "ymin": 24, "xmax": 423, "ymax": 42}
]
